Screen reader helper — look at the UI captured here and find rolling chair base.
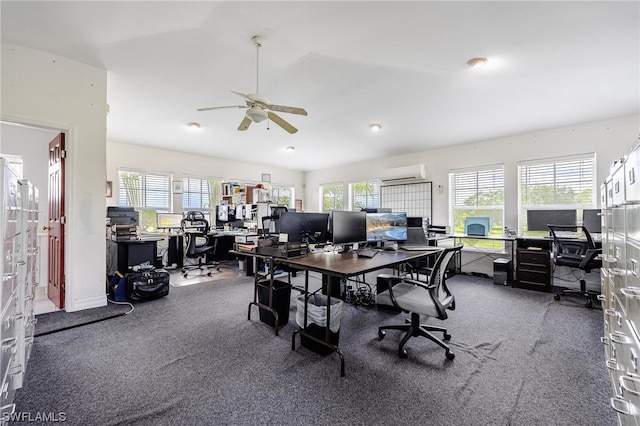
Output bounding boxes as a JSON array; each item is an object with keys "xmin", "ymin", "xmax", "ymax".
[
  {"xmin": 378, "ymin": 312, "xmax": 455, "ymax": 360},
  {"xmin": 553, "ymin": 279, "xmax": 600, "ymax": 308},
  {"xmin": 181, "ymin": 262, "xmax": 220, "ymax": 278}
]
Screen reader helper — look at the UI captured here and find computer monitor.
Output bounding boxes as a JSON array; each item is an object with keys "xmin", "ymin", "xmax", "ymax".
[
  {"xmin": 127, "ymin": 241, "xmax": 156, "ymax": 269},
  {"xmin": 366, "ymin": 212, "xmax": 408, "ymax": 242},
  {"xmin": 582, "ymin": 209, "xmax": 601, "ymax": 234},
  {"xmin": 407, "ymin": 217, "xmax": 423, "ymax": 228},
  {"xmin": 157, "ymin": 213, "xmax": 184, "ymax": 230},
  {"xmin": 526, "ymin": 209, "xmax": 576, "ymax": 232},
  {"xmin": 330, "ymin": 211, "xmax": 367, "ymax": 246},
  {"xmin": 279, "ymin": 212, "xmax": 329, "ymax": 243}
]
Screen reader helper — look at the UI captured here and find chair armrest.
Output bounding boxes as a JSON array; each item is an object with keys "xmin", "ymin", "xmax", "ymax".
[{"xmin": 579, "ymin": 248, "xmax": 602, "ymax": 269}]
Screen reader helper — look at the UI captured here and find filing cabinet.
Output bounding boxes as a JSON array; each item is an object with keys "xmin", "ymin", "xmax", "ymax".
[
  {"xmin": 601, "ymin": 138, "xmax": 640, "ymax": 425},
  {"xmin": 0, "ymin": 157, "xmax": 39, "ymax": 424}
]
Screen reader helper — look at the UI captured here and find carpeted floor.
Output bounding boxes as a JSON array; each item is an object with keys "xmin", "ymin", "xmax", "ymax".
[{"xmin": 15, "ymin": 272, "xmax": 615, "ymax": 426}]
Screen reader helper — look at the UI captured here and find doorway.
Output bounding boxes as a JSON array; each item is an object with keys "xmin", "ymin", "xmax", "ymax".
[{"xmin": 1, "ymin": 121, "xmax": 64, "ymax": 313}]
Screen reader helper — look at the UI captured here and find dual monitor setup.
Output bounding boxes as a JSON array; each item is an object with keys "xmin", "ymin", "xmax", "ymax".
[
  {"xmin": 526, "ymin": 208, "xmax": 601, "ymax": 234},
  {"xmin": 156, "ymin": 212, "xmax": 212, "ymax": 231},
  {"xmin": 278, "ymin": 210, "xmax": 418, "ymax": 250}
]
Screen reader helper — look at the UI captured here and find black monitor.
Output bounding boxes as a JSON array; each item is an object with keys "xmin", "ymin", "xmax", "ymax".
[
  {"xmin": 279, "ymin": 212, "xmax": 329, "ymax": 243},
  {"xmin": 157, "ymin": 213, "xmax": 184, "ymax": 230},
  {"xmin": 127, "ymin": 241, "xmax": 156, "ymax": 269},
  {"xmin": 330, "ymin": 211, "xmax": 367, "ymax": 246},
  {"xmin": 366, "ymin": 212, "xmax": 408, "ymax": 242},
  {"xmin": 526, "ymin": 209, "xmax": 577, "ymax": 232},
  {"xmin": 407, "ymin": 217, "xmax": 423, "ymax": 228},
  {"xmin": 582, "ymin": 209, "xmax": 601, "ymax": 234}
]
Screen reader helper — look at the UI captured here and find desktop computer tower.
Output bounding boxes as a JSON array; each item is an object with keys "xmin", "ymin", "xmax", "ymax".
[{"xmin": 493, "ymin": 258, "xmax": 513, "ymax": 286}]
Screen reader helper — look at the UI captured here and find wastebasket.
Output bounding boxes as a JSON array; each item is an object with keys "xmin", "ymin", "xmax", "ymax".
[
  {"xmin": 493, "ymin": 258, "xmax": 513, "ymax": 286},
  {"xmin": 257, "ymin": 279, "xmax": 292, "ymax": 327},
  {"xmin": 296, "ymin": 294, "xmax": 343, "ymax": 355}
]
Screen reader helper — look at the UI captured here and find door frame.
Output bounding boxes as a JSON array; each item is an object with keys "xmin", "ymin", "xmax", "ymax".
[{"xmin": 1, "ymin": 117, "xmax": 71, "ymax": 311}]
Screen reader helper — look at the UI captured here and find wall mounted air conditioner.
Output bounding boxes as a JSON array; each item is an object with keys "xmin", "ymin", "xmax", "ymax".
[{"xmin": 379, "ymin": 164, "xmax": 426, "ymax": 183}]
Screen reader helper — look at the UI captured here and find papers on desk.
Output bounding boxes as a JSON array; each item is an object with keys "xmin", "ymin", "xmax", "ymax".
[{"xmin": 235, "ymin": 243, "xmax": 257, "ymax": 253}]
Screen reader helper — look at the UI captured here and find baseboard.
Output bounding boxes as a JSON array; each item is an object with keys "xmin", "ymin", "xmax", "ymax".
[{"xmin": 66, "ymin": 294, "xmax": 108, "ymax": 312}]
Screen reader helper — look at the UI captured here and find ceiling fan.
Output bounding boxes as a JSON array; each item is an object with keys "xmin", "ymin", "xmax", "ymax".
[{"xmin": 197, "ymin": 36, "xmax": 307, "ymax": 134}]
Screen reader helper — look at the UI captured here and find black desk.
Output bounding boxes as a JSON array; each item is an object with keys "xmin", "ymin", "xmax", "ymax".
[{"xmin": 276, "ymin": 248, "xmax": 443, "ymax": 376}]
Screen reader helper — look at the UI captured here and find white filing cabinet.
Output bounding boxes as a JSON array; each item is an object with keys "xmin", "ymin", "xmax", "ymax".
[
  {"xmin": 0, "ymin": 157, "xmax": 39, "ymax": 424},
  {"xmin": 602, "ymin": 138, "xmax": 640, "ymax": 425}
]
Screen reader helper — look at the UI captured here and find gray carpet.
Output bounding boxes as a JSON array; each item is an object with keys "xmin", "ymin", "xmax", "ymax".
[{"xmin": 13, "ymin": 273, "xmax": 615, "ymax": 426}]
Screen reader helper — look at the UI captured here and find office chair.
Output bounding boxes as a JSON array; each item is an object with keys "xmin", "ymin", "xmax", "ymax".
[
  {"xmin": 378, "ymin": 244, "xmax": 463, "ymax": 360},
  {"xmin": 181, "ymin": 211, "xmax": 219, "ymax": 278},
  {"xmin": 261, "ymin": 205, "xmax": 288, "ymax": 236},
  {"xmin": 549, "ymin": 225, "xmax": 602, "ymax": 308}
]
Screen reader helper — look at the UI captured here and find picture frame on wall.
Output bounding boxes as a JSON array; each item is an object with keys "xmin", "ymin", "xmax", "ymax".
[
  {"xmin": 261, "ymin": 173, "xmax": 271, "ymax": 183},
  {"xmin": 106, "ymin": 181, "xmax": 113, "ymax": 198},
  {"xmin": 173, "ymin": 180, "xmax": 183, "ymax": 194}
]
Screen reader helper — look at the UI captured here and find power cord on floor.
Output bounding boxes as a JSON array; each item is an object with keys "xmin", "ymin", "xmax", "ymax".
[{"xmin": 34, "ymin": 298, "xmax": 134, "ymax": 337}]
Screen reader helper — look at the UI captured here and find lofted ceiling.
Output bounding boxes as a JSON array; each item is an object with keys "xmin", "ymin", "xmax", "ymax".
[{"xmin": 1, "ymin": 1, "xmax": 638, "ymax": 171}]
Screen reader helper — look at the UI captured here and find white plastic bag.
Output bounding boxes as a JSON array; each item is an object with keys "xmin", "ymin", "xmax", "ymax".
[{"xmin": 296, "ymin": 294, "xmax": 343, "ymax": 333}]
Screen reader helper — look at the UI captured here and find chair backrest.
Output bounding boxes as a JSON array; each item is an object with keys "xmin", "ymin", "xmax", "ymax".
[
  {"xmin": 548, "ymin": 225, "xmax": 594, "ymax": 265},
  {"xmin": 428, "ymin": 244, "xmax": 463, "ymax": 310},
  {"xmin": 184, "ymin": 231, "xmax": 213, "ymax": 259}
]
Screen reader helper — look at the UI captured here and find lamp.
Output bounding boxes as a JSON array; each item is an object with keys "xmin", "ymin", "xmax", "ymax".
[
  {"xmin": 467, "ymin": 57, "xmax": 488, "ymax": 68},
  {"xmin": 246, "ymin": 106, "xmax": 268, "ymax": 123},
  {"xmin": 187, "ymin": 122, "xmax": 200, "ymax": 129},
  {"xmin": 370, "ymin": 123, "xmax": 382, "ymax": 131}
]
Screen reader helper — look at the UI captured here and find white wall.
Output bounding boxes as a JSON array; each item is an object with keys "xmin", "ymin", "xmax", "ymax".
[
  {"xmin": 304, "ymin": 115, "xmax": 639, "ymax": 275},
  {"xmin": 1, "ymin": 44, "xmax": 108, "ymax": 312},
  {"xmin": 107, "ymin": 141, "xmax": 305, "ymax": 210}
]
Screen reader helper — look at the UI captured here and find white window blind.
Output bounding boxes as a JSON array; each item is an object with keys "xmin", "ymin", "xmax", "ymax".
[
  {"xmin": 183, "ymin": 176, "xmax": 221, "ymax": 210},
  {"xmin": 449, "ymin": 164, "xmax": 504, "ymax": 235},
  {"xmin": 270, "ymin": 185, "xmax": 294, "ymax": 208},
  {"xmin": 518, "ymin": 153, "xmax": 596, "ymax": 233},
  {"xmin": 350, "ymin": 180, "xmax": 380, "ymax": 210},
  {"xmin": 119, "ymin": 169, "xmax": 170, "ymax": 210}
]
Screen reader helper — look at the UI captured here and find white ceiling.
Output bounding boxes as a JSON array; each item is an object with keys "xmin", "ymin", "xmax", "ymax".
[{"xmin": 1, "ymin": 1, "xmax": 638, "ymax": 171}]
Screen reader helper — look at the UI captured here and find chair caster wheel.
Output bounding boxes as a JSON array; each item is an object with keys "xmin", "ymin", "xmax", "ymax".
[
  {"xmin": 443, "ymin": 333, "xmax": 451, "ymax": 341},
  {"xmin": 446, "ymin": 352, "xmax": 455, "ymax": 360},
  {"xmin": 585, "ymin": 301, "xmax": 593, "ymax": 309},
  {"xmin": 554, "ymin": 294, "xmax": 561, "ymax": 301},
  {"xmin": 183, "ymin": 273, "xmax": 188, "ymax": 278},
  {"xmin": 378, "ymin": 329, "xmax": 386, "ymax": 339},
  {"xmin": 207, "ymin": 272, "xmax": 212, "ymax": 276},
  {"xmin": 399, "ymin": 348, "xmax": 408, "ymax": 359}
]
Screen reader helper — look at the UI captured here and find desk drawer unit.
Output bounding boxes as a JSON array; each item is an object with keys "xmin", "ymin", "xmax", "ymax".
[{"xmin": 516, "ymin": 249, "xmax": 552, "ymax": 292}]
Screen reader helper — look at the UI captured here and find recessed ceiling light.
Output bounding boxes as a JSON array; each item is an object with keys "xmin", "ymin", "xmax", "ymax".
[
  {"xmin": 370, "ymin": 123, "xmax": 382, "ymax": 131},
  {"xmin": 286, "ymin": 146, "xmax": 295, "ymax": 151},
  {"xmin": 467, "ymin": 57, "xmax": 488, "ymax": 68},
  {"xmin": 187, "ymin": 122, "xmax": 201, "ymax": 129}
]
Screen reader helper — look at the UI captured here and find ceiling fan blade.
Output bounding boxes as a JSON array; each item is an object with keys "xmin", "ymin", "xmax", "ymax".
[
  {"xmin": 237, "ymin": 116, "xmax": 252, "ymax": 131},
  {"xmin": 266, "ymin": 104, "xmax": 308, "ymax": 116},
  {"xmin": 197, "ymin": 105, "xmax": 246, "ymax": 112},
  {"xmin": 267, "ymin": 111, "xmax": 298, "ymax": 134},
  {"xmin": 230, "ymin": 90, "xmax": 253, "ymax": 102}
]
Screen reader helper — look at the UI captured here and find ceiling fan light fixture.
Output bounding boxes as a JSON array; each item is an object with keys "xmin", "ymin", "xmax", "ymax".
[
  {"xmin": 246, "ymin": 107, "xmax": 268, "ymax": 123},
  {"xmin": 467, "ymin": 57, "xmax": 489, "ymax": 68}
]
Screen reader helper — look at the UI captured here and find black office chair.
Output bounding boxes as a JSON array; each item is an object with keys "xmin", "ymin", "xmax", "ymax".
[
  {"xmin": 377, "ymin": 244, "xmax": 463, "ymax": 360},
  {"xmin": 181, "ymin": 211, "xmax": 219, "ymax": 278},
  {"xmin": 549, "ymin": 225, "xmax": 602, "ymax": 308},
  {"xmin": 261, "ymin": 206, "xmax": 288, "ymax": 236}
]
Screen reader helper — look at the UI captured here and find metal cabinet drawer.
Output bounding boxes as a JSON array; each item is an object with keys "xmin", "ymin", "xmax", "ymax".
[{"xmin": 626, "ymin": 144, "xmax": 640, "ymax": 203}]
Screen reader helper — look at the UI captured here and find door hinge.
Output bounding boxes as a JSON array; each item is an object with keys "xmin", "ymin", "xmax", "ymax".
[
  {"xmin": 61, "ymin": 150, "xmax": 67, "ymax": 159},
  {"xmin": 61, "ymin": 216, "xmax": 67, "ymax": 225}
]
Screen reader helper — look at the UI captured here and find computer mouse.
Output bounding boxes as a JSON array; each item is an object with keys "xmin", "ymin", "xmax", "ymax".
[{"xmin": 384, "ymin": 245, "xmax": 398, "ymax": 251}]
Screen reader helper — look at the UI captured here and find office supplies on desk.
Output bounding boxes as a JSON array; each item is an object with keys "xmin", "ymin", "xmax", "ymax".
[{"xmin": 357, "ymin": 247, "xmax": 378, "ymax": 258}]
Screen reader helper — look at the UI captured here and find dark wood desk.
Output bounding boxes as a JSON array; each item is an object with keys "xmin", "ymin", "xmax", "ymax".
[{"xmin": 280, "ymin": 248, "xmax": 443, "ymax": 376}]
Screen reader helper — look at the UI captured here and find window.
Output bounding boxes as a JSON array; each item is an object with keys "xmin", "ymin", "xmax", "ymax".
[
  {"xmin": 449, "ymin": 164, "xmax": 504, "ymax": 238},
  {"xmin": 270, "ymin": 184, "xmax": 294, "ymax": 208},
  {"xmin": 183, "ymin": 176, "xmax": 222, "ymax": 221},
  {"xmin": 349, "ymin": 180, "xmax": 379, "ymax": 210},
  {"xmin": 118, "ymin": 169, "xmax": 171, "ymax": 229},
  {"xmin": 320, "ymin": 183, "xmax": 344, "ymax": 213},
  {"xmin": 518, "ymin": 153, "xmax": 596, "ymax": 235}
]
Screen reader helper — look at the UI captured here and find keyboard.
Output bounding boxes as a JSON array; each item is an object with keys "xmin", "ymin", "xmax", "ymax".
[{"xmin": 357, "ymin": 247, "xmax": 378, "ymax": 258}]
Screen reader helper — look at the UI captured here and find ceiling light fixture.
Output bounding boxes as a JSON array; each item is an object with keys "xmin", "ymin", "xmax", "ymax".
[
  {"xmin": 286, "ymin": 146, "xmax": 295, "ymax": 151},
  {"xmin": 370, "ymin": 123, "xmax": 382, "ymax": 132},
  {"xmin": 467, "ymin": 57, "xmax": 489, "ymax": 68},
  {"xmin": 187, "ymin": 122, "xmax": 201, "ymax": 129},
  {"xmin": 245, "ymin": 106, "xmax": 268, "ymax": 123}
]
